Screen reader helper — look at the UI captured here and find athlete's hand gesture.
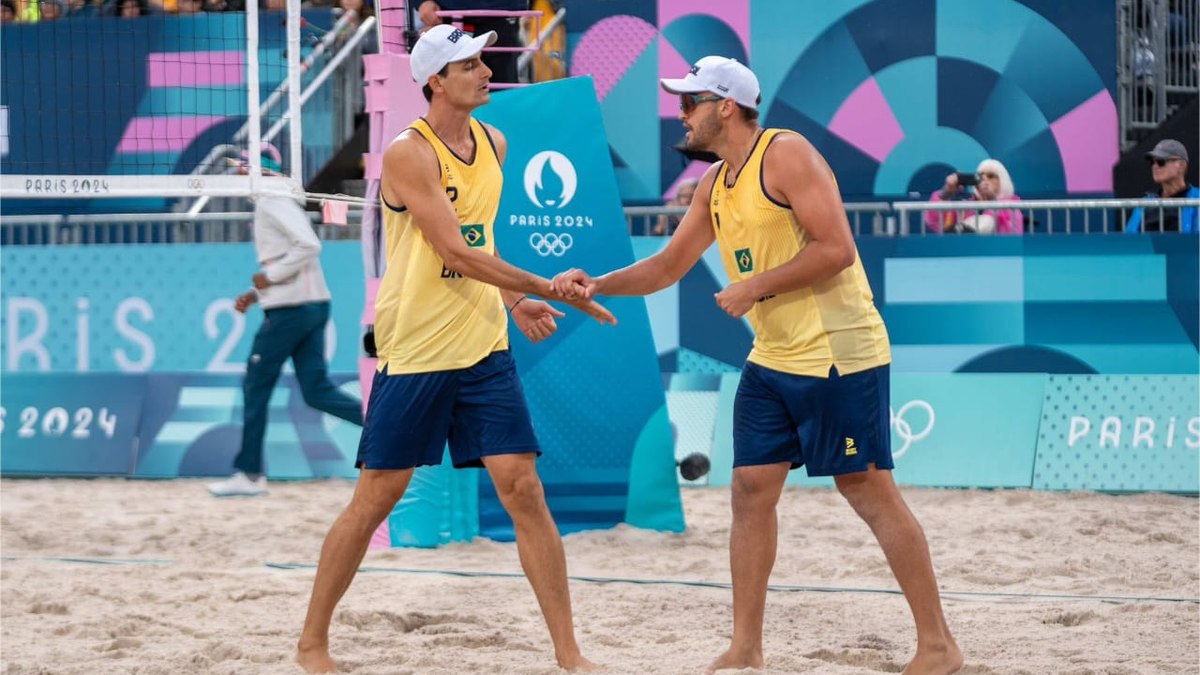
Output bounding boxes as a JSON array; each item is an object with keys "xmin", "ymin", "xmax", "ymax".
[
  {"xmin": 511, "ymin": 298, "xmax": 564, "ymax": 343},
  {"xmin": 714, "ymin": 279, "xmax": 759, "ymax": 318}
]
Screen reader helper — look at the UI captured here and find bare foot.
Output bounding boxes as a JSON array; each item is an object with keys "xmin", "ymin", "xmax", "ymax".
[
  {"xmin": 901, "ymin": 641, "xmax": 963, "ymax": 675},
  {"xmin": 295, "ymin": 645, "xmax": 339, "ymax": 673},
  {"xmin": 704, "ymin": 647, "xmax": 764, "ymax": 674},
  {"xmin": 558, "ymin": 653, "xmax": 601, "ymax": 672}
]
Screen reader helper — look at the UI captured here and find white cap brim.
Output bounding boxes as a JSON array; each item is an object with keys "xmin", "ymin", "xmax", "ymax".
[
  {"xmin": 452, "ymin": 30, "xmax": 499, "ymax": 66},
  {"xmin": 660, "ymin": 76, "xmax": 708, "ymax": 95}
]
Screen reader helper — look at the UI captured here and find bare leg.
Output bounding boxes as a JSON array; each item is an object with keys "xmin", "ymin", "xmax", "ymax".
[
  {"xmin": 483, "ymin": 454, "xmax": 598, "ymax": 672},
  {"xmin": 295, "ymin": 469, "xmax": 413, "ymax": 673},
  {"xmin": 834, "ymin": 466, "xmax": 962, "ymax": 675},
  {"xmin": 706, "ymin": 462, "xmax": 790, "ymax": 674}
]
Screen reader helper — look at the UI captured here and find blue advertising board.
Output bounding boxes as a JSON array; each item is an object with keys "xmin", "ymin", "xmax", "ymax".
[
  {"xmin": 0, "ymin": 372, "xmax": 361, "ymax": 479},
  {"xmin": 708, "ymin": 372, "xmax": 1047, "ymax": 489},
  {"xmin": 1033, "ymin": 375, "xmax": 1199, "ymax": 493},
  {"xmin": 1, "ymin": 374, "xmax": 145, "ymax": 476},
  {"xmin": 1, "ymin": 243, "xmax": 365, "ymax": 374}
]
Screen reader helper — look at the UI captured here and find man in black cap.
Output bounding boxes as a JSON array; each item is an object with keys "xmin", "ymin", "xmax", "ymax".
[{"xmin": 1125, "ymin": 139, "xmax": 1198, "ymax": 233}]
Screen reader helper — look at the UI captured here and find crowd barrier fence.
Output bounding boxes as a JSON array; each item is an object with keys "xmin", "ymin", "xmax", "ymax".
[{"xmin": 4, "ymin": 198, "xmax": 1197, "ymax": 245}]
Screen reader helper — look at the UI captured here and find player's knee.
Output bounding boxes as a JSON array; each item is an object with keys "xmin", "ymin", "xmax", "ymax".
[
  {"xmin": 835, "ymin": 475, "xmax": 892, "ymax": 519},
  {"xmin": 730, "ymin": 472, "xmax": 777, "ymax": 513},
  {"xmin": 347, "ymin": 489, "xmax": 403, "ymax": 523},
  {"xmin": 494, "ymin": 472, "xmax": 545, "ymax": 514}
]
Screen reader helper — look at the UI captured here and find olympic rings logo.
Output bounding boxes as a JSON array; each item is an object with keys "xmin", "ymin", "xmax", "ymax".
[
  {"xmin": 529, "ymin": 232, "xmax": 573, "ymax": 257},
  {"xmin": 889, "ymin": 400, "xmax": 935, "ymax": 459}
]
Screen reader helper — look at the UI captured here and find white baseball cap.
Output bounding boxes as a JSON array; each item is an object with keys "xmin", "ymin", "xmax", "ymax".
[
  {"xmin": 410, "ymin": 24, "xmax": 498, "ymax": 84},
  {"xmin": 660, "ymin": 56, "xmax": 760, "ymax": 110}
]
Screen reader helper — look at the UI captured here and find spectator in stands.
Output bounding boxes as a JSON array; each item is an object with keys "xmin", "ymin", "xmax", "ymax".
[
  {"xmin": 653, "ymin": 177, "xmax": 698, "ymax": 236},
  {"xmin": 2, "ymin": 0, "xmax": 17, "ymax": 21},
  {"xmin": 1125, "ymin": 139, "xmax": 1198, "ymax": 233},
  {"xmin": 112, "ymin": 0, "xmax": 151, "ymax": 18},
  {"xmin": 175, "ymin": 0, "xmax": 201, "ymax": 13},
  {"xmin": 65, "ymin": 0, "xmax": 101, "ymax": 16},
  {"xmin": 925, "ymin": 158, "xmax": 1024, "ymax": 235},
  {"xmin": 417, "ymin": 1, "xmax": 529, "ymax": 84},
  {"xmin": 336, "ymin": 0, "xmax": 378, "ymax": 53},
  {"xmin": 38, "ymin": 0, "xmax": 63, "ymax": 19},
  {"xmin": 207, "ymin": 144, "xmax": 364, "ymax": 497}
]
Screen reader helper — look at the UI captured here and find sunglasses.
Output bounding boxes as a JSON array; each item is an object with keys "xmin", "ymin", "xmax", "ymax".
[
  {"xmin": 1150, "ymin": 158, "xmax": 1180, "ymax": 167},
  {"xmin": 679, "ymin": 93, "xmax": 724, "ymax": 113}
]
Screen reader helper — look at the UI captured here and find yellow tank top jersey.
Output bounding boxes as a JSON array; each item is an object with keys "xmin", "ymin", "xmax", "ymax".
[
  {"xmin": 373, "ymin": 117, "xmax": 508, "ymax": 374},
  {"xmin": 710, "ymin": 129, "xmax": 890, "ymax": 377}
]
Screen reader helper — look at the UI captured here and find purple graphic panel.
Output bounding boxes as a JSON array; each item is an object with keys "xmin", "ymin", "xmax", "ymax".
[
  {"xmin": 828, "ymin": 77, "xmax": 905, "ymax": 163},
  {"xmin": 148, "ymin": 51, "xmax": 245, "ymax": 88},
  {"xmin": 570, "ymin": 15, "xmax": 658, "ymax": 102},
  {"xmin": 116, "ymin": 116, "xmax": 229, "ymax": 153},
  {"xmin": 1050, "ymin": 91, "xmax": 1118, "ymax": 193}
]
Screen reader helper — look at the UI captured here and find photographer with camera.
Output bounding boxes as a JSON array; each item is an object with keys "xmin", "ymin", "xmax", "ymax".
[{"xmin": 924, "ymin": 158, "xmax": 1024, "ymax": 235}]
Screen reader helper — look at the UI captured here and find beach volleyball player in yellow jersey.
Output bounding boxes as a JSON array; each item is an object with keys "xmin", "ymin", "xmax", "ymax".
[
  {"xmin": 551, "ymin": 56, "xmax": 962, "ymax": 675},
  {"xmin": 295, "ymin": 25, "xmax": 611, "ymax": 674}
]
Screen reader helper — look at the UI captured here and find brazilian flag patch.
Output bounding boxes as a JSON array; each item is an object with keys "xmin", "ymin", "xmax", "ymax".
[
  {"xmin": 461, "ymin": 224, "xmax": 486, "ymax": 247},
  {"xmin": 735, "ymin": 247, "xmax": 753, "ymax": 273}
]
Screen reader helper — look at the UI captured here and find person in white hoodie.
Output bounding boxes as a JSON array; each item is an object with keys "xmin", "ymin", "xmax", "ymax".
[{"xmin": 207, "ymin": 146, "xmax": 363, "ymax": 497}]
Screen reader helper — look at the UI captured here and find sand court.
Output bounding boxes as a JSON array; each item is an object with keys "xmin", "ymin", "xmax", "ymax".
[{"xmin": 2, "ymin": 478, "xmax": 1196, "ymax": 674}]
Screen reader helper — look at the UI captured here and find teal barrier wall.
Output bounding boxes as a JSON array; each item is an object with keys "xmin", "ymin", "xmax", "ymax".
[
  {"xmin": 0, "ymin": 372, "xmax": 362, "ymax": 479},
  {"xmin": 1, "ymin": 243, "xmax": 365, "ymax": 374},
  {"xmin": 709, "ymin": 373, "xmax": 1052, "ymax": 490},
  {"xmin": 1033, "ymin": 375, "xmax": 1199, "ymax": 492},
  {"xmin": 635, "ymin": 235, "xmax": 1200, "ymax": 377}
]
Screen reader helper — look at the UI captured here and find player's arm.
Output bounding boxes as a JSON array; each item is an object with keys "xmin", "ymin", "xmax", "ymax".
[
  {"xmin": 714, "ymin": 134, "xmax": 855, "ymax": 317},
  {"xmin": 384, "ymin": 130, "xmax": 614, "ymax": 324},
  {"xmin": 552, "ymin": 165, "xmax": 718, "ymax": 299},
  {"xmin": 384, "ymin": 130, "xmax": 554, "ymax": 299}
]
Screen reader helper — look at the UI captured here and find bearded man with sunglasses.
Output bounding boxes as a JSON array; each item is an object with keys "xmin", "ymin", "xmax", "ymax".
[
  {"xmin": 551, "ymin": 56, "xmax": 961, "ymax": 675},
  {"xmin": 1125, "ymin": 139, "xmax": 1198, "ymax": 233}
]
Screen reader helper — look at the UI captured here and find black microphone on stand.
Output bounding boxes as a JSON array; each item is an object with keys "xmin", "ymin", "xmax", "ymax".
[{"xmin": 677, "ymin": 453, "xmax": 711, "ymax": 481}]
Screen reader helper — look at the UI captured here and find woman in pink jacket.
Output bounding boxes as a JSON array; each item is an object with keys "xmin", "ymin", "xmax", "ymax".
[{"xmin": 924, "ymin": 158, "xmax": 1024, "ymax": 235}]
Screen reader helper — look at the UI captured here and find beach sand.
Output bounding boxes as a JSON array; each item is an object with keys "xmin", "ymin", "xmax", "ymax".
[{"xmin": 2, "ymin": 478, "xmax": 1196, "ymax": 674}]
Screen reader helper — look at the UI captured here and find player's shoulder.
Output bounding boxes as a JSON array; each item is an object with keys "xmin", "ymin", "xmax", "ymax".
[
  {"xmin": 384, "ymin": 128, "xmax": 438, "ymax": 168},
  {"xmin": 387, "ymin": 127, "xmax": 433, "ymax": 153},
  {"xmin": 763, "ymin": 128, "xmax": 814, "ymax": 155},
  {"xmin": 696, "ymin": 161, "xmax": 723, "ymax": 191},
  {"xmin": 478, "ymin": 121, "xmax": 507, "ymax": 162},
  {"xmin": 478, "ymin": 121, "xmax": 506, "ymax": 144},
  {"xmin": 763, "ymin": 129, "xmax": 823, "ymax": 172}
]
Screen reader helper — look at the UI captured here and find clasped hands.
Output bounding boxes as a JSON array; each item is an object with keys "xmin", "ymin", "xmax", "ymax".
[
  {"xmin": 509, "ymin": 274, "xmax": 617, "ymax": 345},
  {"xmin": 549, "ymin": 268, "xmax": 759, "ymax": 319}
]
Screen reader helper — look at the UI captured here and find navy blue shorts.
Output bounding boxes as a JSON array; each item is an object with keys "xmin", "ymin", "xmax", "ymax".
[
  {"xmin": 356, "ymin": 350, "xmax": 540, "ymax": 470},
  {"xmin": 733, "ymin": 362, "xmax": 893, "ymax": 477}
]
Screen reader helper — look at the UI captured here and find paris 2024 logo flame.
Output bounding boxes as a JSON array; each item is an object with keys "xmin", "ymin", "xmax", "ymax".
[{"xmin": 523, "ymin": 151, "xmax": 577, "ymax": 209}]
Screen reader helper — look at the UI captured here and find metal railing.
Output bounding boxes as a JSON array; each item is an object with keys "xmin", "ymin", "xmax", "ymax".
[
  {"xmin": 625, "ymin": 202, "xmax": 902, "ymax": 237},
  {"xmin": 2, "ymin": 198, "xmax": 1196, "ymax": 246},
  {"xmin": 518, "ymin": 6, "xmax": 567, "ymax": 84},
  {"xmin": 895, "ymin": 197, "xmax": 1199, "ymax": 234},
  {"xmin": 1118, "ymin": 0, "xmax": 1199, "ymax": 149},
  {"xmin": 0, "ymin": 212, "xmax": 361, "ymax": 246}
]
